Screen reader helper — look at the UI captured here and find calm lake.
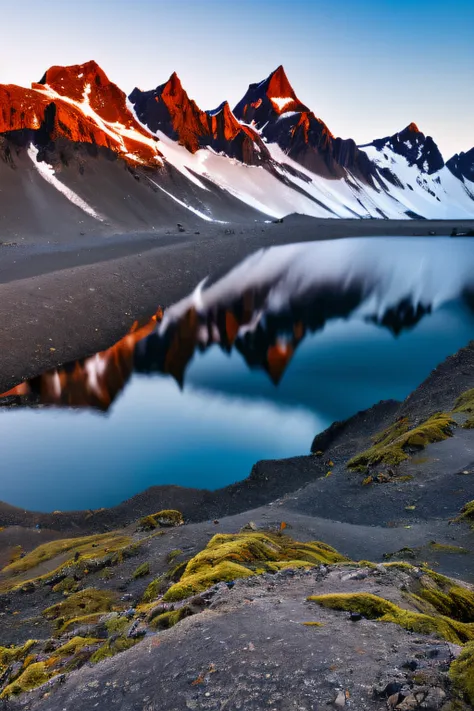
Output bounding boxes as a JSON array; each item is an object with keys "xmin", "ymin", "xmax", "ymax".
[{"xmin": 1, "ymin": 237, "xmax": 474, "ymax": 512}]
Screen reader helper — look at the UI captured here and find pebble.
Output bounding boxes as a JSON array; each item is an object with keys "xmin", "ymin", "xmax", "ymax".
[{"xmin": 334, "ymin": 690, "xmax": 346, "ymax": 707}]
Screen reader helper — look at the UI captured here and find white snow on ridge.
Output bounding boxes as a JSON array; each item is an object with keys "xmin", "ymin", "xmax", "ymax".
[
  {"xmin": 34, "ymin": 83, "xmax": 163, "ymax": 164},
  {"xmin": 361, "ymin": 144, "xmax": 474, "ymax": 219},
  {"xmin": 271, "ymin": 97, "xmax": 294, "ymax": 111},
  {"xmin": 148, "ymin": 178, "xmax": 213, "ymax": 221},
  {"xmin": 27, "ymin": 144, "xmax": 102, "ymax": 220},
  {"xmin": 155, "ymin": 132, "xmax": 331, "ymax": 219}
]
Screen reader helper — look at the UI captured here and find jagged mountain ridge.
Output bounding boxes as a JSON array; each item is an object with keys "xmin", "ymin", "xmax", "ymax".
[{"xmin": 0, "ymin": 59, "xmax": 473, "ymax": 232}]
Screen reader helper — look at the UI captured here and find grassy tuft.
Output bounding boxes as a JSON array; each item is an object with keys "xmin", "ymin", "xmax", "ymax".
[
  {"xmin": 43, "ymin": 588, "xmax": 117, "ymax": 624},
  {"xmin": 150, "ymin": 606, "xmax": 193, "ymax": 630},
  {"xmin": 163, "ymin": 532, "xmax": 347, "ymax": 602},
  {"xmin": 348, "ymin": 413, "xmax": 455, "ymax": 469},
  {"xmin": 132, "ymin": 562, "xmax": 150, "ymax": 579},
  {"xmin": 1, "ymin": 662, "xmax": 50, "ymax": 698},
  {"xmin": 449, "ymin": 641, "xmax": 474, "ymax": 705},
  {"xmin": 456, "ymin": 501, "xmax": 474, "ymax": 528},
  {"xmin": 137, "ymin": 510, "xmax": 184, "ymax": 531},
  {"xmin": 90, "ymin": 637, "xmax": 138, "ymax": 664},
  {"xmin": 309, "ymin": 592, "xmax": 474, "ymax": 645}
]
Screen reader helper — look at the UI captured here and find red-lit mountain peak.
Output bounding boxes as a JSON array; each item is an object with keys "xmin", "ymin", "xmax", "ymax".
[
  {"xmin": 406, "ymin": 122, "xmax": 421, "ymax": 133},
  {"xmin": 24, "ymin": 60, "xmax": 163, "ymax": 165},
  {"xmin": 265, "ymin": 65, "xmax": 306, "ymax": 114},
  {"xmin": 35, "ymin": 60, "xmax": 142, "ymax": 128}
]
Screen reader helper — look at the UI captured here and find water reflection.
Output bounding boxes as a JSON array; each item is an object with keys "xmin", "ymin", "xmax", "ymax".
[{"xmin": 1, "ymin": 237, "xmax": 473, "ymax": 511}]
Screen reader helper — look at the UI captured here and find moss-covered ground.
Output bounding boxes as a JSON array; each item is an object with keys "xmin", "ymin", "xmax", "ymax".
[
  {"xmin": 347, "ymin": 413, "xmax": 455, "ymax": 469},
  {"xmin": 162, "ymin": 532, "xmax": 348, "ymax": 602}
]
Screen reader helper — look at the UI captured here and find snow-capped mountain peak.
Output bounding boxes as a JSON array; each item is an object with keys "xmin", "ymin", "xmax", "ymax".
[
  {"xmin": 363, "ymin": 123, "xmax": 445, "ymax": 175},
  {"xmin": 0, "ymin": 58, "xmax": 473, "ymax": 234}
]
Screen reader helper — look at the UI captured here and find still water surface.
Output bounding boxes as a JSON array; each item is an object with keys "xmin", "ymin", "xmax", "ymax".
[{"xmin": 1, "ymin": 237, "xmax": 473, "ymax": 511}]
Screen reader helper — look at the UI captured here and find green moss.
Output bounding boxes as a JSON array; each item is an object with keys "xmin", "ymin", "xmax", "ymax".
[
  {"xmin": 163, "ymin": 561, "xmax": 253, "ymax": 602},
  {"xmin": 142, "ymin": 577, "xmax": 166, "ymax": 603},
  {"xmin": 302, "ymin": 621, "xmax": 325, "ymax": 627},
  {"xmin": 55, "ymin": 636, "xmax": 100, "ymax": 657},
  {"xmin": 138, "ymin": 510, "xmax": 184, "ymax": 531},
  {"xmin": 462, "ymin": 417, "xmax": 474, "ymax": 429},
  {"xmin": 56, "ymin": 612, "xmax": 104, "ymax": 636},
  {"xmin": 166, "ymin": 549, "xmax": 183, "ymax": 564},
  {"xmin": 150, "ymin": 606, "xmax": 193, "ymax": 630},
  {"xmin": 429, "ymin": 542, "xmax": 469, "ymax": 554},
  {"xmin": 43, "ymin": 588, "xmax": 117, "ymax": 624},
  {"xmin": 137, "ymin": 515, "xmax": 157, "ymax": 531},
  {"xmin": 105, "ymin": 615, "xmax": 130, "ymax": 635},
  {"xmin": 90, "ymin": 637, "xmax": 138, "ymax": 664},
  {"xmin": 1, "ymin": 532, "xmax": 131, "ymax": 578},
  {"xmin": 166, "ymin": 560, "xmax": 189, "ymax": 582},
  {"xmin": 163, "ymin": 532, "xmax": 348, "ymax": 602},
  {"xmin": 52, "ymin": 576, "xmax": 79, "ymax": 595},
  {"xmin": 456, "ymin": 500, "xmax": 474, "ymax": 528},
  {"xmin": 450, "ymin": 641, "xmax": 474, "ymax": 705},
  {"xmin": 308, "ymin": 592, "xmax": 474, "ymax": 644},
  {"xmin": 0, "ymin": 640, "xmax": 36, "ymax": 673},
  {"xmin": 454, "ymin": 389, "xmax": 474, "ymax": 415},
  {"xmin": 1, "ymin": 662, "xmax": 51, "ymax": 698},
  {"xmin": 348, "ymin": 413, "xmax": 455, "ymax": 469},
  {"xmin": 132, "ymin": 562, "xmax": 150, "ymax": 579}
]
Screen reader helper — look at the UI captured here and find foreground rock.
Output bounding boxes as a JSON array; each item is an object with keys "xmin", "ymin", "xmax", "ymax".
[{"xmin": 0, "ymin": 520, "xmax": 473, "ymax": 710}]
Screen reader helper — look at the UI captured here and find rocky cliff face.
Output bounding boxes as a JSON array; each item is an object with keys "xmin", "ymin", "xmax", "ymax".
[
  {"xmin": 233, "ymin": 65, "xmax": 376, "ymax": 182},
  {"xmin": 129, "ymin": 73, "xmax": 269, "ymax": 165},
  {"xmin": 446, "ymin": 147, "xmax": 474, "ymax": 182},
  {"xmin": 0, "ymin": 60, "xmax": 162, "ymax": 166},
  {"xmin": 363, "ymin": 122, "xmax": 445, "ymax": 175}
]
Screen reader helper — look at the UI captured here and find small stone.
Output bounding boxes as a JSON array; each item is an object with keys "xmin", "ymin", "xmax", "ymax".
[
  {"xmin": 349, "ymin": 612, "xmax": 362, "ymax": 622},
  {"xmin": 396, "ymin": 695, "xmax": 418, "ymax": 711},
  {"xmin": 388, "ymin": 692, "xmax": 400, "ymax": 709},
  {"xmin": 334, "ymin": 691, "xmax": 346, "ymax": 708},
  {"xmin": 419, "ymin": 687, "xmax": 446, "ymax": 710}
]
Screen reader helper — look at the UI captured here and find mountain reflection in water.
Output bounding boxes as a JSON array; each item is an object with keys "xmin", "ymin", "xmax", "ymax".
[
  {"xmin": 1, "ymin": 237, "xmax": 474, "ymax": 511},
  {"xmin": 4, "ymin": 237, "xmax": 474, "ymax": 412}
]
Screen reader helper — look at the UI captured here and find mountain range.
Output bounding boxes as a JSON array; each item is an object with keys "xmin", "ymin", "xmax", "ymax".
[{"xmin": 1, "ymin": 59, "xmax": 474, "ymax": 237}]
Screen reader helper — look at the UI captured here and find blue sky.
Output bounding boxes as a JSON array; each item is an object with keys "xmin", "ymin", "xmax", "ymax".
[{"xmin": 1, "ymin": 0, "xmax": 472, "ymax": 157}]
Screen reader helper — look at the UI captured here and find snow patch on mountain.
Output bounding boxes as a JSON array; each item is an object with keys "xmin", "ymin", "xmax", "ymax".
[{"xmin": 27, "ymin": 144, "xmax": 102, "ymax": 220}]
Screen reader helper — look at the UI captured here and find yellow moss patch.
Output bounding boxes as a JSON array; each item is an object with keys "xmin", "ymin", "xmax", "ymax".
[
  {"xmin": 90, "ymin": 637, "xmax": 138, "ymax": 664},
  {"xmin": 150, "ymin": 606, "xmax": 193, "ymax": 630},
  {"xmin": 55, "ymin": 636, "xmax": 100, "ymax": 657},
  {"xmin": 56, "ymin": 613, "xmax": 104, "ymax": 636},
  {"xmin": 450, "ymin": 641, "xmax": 474, "ymax": 705},
  {"xmin": 137, "ymin": 510, "xmax": 184, "ymax": 531},
  {"xmin": 1, "ymin": 662, "xmax": 51, "ymax": 698},
  {"xmin": 348, "ymin": 413, "xmax": 455, "ymax": 469},
  {"xmin": 454, "ymin": 389, "xmax": 474, "ymax": 415},
  {"xmin": 0, "ymin": 532, "xmax": 131, "ymax": 591},
  {"xmin": 142, "ymin": 577, "xmax": 166, "ymax": 603},
  {"xmin": 0, "ymin": 640, "xmax": 36, "ymax": 673},
  {"xmin": 43, "ymin": 588, "xmax": 117, "ymax": 624},
  {"xmin": 132, "ymin": 562, "xmax": 150, "ymax": 579},
  {"xmin": 429, "ymin": 542, "xmax": 469, "ymax": 554},
  {"xmin": 163, "ymin": 532, "xmax": 347, "ymax": 602},
  {"xmin": 52, "ymin": 576, "xmax": 79, "ymax": 595},
  {"xmin": 308, "ymin": 593, "xmax": 474, "ymax": 645},
  {"xmin": 456, "ymin": 501, "xmax": 474, "ymax": 528}
]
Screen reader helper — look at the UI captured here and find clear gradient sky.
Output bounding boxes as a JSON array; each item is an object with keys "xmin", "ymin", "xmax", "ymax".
[{"xmin": 1, "ymin": 0, "xmax": 472, "ymax": 158}]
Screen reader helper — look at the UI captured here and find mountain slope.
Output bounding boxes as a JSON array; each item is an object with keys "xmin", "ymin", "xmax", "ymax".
[
  {"xmin": 233, "ymin": 65, "xmax": 377, "ymax": 183},
  {"xmin": 360, "ymin": 122, "xmax": 445, "ymax": 175},
  {"xmin": 0, "ymin": 59, "xmax": 473, "ymax": 231},
  {"xmin": 129, "ymin": 73, "xmax": 269, "ymax": 165}
]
